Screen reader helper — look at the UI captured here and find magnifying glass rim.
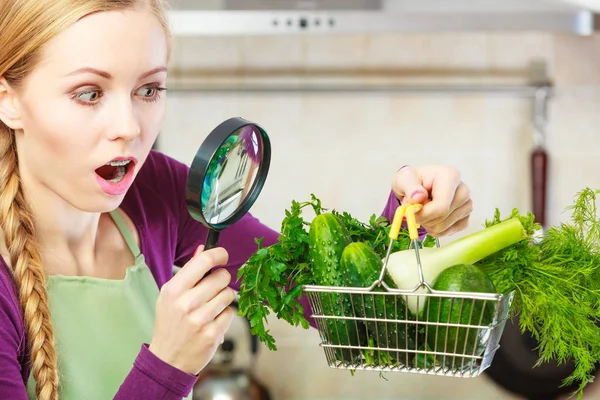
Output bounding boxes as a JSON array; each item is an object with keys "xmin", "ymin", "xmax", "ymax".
[{"xmin": 185, "ymin": 117, "xmax": 271, "ymax": 231}]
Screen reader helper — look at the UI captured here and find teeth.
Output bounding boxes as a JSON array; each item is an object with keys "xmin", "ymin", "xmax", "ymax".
[
  {"xmin": 108, "ymin": 166, "xmax": 127, "ymax": 183},
  {"xmin": 107, "ymin": 159, "xmax": 131, "ymax": 167}
]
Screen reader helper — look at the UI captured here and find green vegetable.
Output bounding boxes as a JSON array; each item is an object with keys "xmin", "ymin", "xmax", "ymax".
[
  {"xmin": 340, "ymin": 242, "xmax": 415, "ymax": 365},
  {"xmin": 308, "ymin": 213, "xmax": 362, "ymax": 363},
  {"xmin": 386, "ymin": 218, "xmax": 527, "ymax": 314},
  {"xmin": 475, "ymin": 188, "xmax": 600, "ymax": 399},
  {"xmin": 237, "ymin": 194, "xmax": 420, "ymax": 351},
  {"xmin": 309, "ymin": 213, "xmax": 353, "ymax": 286},
  {"xmin": 237, "ymin": 197, "xmax": 320, "ymax": 351},
  {"xmin": 412, "ymin": 343, "xmax": 439, "ymax": 369},
  {"xmin": 425, "ymin": 263, "xmax": 496, "ymax": 370}
]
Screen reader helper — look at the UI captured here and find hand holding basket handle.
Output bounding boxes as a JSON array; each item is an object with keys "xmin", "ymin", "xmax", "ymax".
[{"xmin": 392, "ymin": 165, "xmax": 473, "ymax": 237}]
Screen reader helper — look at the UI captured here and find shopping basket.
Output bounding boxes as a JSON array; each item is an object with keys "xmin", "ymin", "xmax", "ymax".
[{"xmin": 303, "ymin": 204, "xmax": 514, "ymax": 378}]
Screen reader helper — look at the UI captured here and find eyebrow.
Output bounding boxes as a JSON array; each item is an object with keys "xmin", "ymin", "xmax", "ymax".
[{"xmin": 64, "ymin": 66, "xmax": 168, "ymax": 80}]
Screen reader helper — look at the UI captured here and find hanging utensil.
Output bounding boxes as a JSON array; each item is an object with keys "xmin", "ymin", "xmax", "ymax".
[{"xmin": 531, "ymin": 88, "xmax": 549, "ymax": 231}]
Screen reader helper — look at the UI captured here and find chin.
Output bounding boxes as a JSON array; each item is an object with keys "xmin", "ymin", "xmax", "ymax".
[{"xmin": 67, "ymin": 191, "xmax": 128, "ymax": 214}]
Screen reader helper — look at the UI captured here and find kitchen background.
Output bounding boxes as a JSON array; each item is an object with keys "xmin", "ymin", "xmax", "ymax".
[{"xmin": 156, "ymin": 1, "xmax": 600, "ymax": 399}]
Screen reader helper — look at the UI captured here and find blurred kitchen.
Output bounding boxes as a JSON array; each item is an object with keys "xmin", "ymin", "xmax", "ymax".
[{"xmin": 157, "ymin": 0, "xmax": 600, "ymax": 399}]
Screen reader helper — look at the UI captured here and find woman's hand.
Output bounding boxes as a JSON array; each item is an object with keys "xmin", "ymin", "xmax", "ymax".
[
  {"xmin": 149, "ymin": 246, "xmax": 235, "ymax": 375},
  {"xmin": 392, "ymin": 165, "xmax": 473, "ymax": 237}
]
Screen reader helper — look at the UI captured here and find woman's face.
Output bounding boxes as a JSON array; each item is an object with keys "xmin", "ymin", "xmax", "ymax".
[{"xmin": 10, "ymin": 7, "xmax": 168, "ymax": 212}]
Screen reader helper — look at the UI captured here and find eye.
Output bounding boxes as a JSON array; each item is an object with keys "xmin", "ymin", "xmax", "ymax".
[
  {"xmin": 135, "ymin": 85, "xmax": 167, "ymax": 102},
  {"xmin": 75, "ymin": 90, "xmax": 102, "ymax": 103},
  {"xmin": 137, "ymin": 87, "xmax": 155, "ymax": 97}
]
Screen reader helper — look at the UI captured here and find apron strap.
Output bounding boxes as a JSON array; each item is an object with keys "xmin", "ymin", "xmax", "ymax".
[{"xmin": 108, "ymin": 210, "xmax": 142, "ymax": 257}]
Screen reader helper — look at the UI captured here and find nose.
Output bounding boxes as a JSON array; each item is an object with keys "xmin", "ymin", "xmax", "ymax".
[{"xmin": 107, "ymin": 98, "xmax": 141, "ymax": 142}]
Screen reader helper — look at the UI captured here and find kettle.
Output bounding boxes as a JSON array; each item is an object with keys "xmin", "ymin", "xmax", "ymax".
[{"xmin": 193, "ymin": 301, "xmax": 272, "ymax": 400}]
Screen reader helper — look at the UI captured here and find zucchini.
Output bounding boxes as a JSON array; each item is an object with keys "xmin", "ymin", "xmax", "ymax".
[
  {"xmin": 425, "ymin": 263, "xmax": 496, "ymax": 369},
  {"xmin": 309, "ymin": 213, "xmax": 363, "ymax": 363},
  {"xmin": 340, "ymin": 242, "xmax": 416, "ymax": 366}
]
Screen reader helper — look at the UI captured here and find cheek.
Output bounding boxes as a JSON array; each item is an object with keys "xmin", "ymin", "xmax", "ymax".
[
  {"xmin": 138, "ymin": 100, "xmax": 166, "ymax": 143},
  {"xmin": 20, "ymin": 97, "xmax": 95, "ymax": 158}
]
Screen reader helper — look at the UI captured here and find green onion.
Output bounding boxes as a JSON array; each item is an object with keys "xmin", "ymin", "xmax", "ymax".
[{"xmin": 386, "ymin": 218, "xmax": 527, "ymax": 314}]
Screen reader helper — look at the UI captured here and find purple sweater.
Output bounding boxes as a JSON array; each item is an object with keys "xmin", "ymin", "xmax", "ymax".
[{"xmin": 0, "ymin": 151, "xmax": 401, "ymax": 399}]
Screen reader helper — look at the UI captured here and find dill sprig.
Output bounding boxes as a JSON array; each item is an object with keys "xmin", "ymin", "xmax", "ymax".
[{"xmin": 476, "ymin": 188, "xmax": 600, "ymax": 399}]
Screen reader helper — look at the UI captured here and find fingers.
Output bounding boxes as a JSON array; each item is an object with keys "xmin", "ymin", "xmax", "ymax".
[
  {"xmin": 166, "ymin": 247, "xmax": 229, "ymax": 294},
  {"xmin": 446, "ymin": 215, "xmax": 470, "ymax": 236},
  {"xmin": 418, "ymin": 181, "xmax": 471, "ymax": 225},
  {"xmin": 392, "ymin": 165, "xmax": 472, "ymax": 237},
  {"xmin": 392, "ymin": 167, "xmax": 429, "ymax": 205},
  {"xmin": 177, "ymin": 268, "xmax": 232, "ymax": 314},
  {"xmin": 202, "ymin": 306, "xmax": 236, "ymax": 345},
  {"xmin": 423, "ymin": 201, "xmax": 472, "ymax": 237},
  {"xmin": 189, "ymin": 288, "xmax": 236, "ymax": 333},
  {"xmin": 415, "ymin": 168, "xmax": 463, "ymax": 222},
  {"xmin": 213, "ymin": 306, "xmax": 235, "ymax": 337}
]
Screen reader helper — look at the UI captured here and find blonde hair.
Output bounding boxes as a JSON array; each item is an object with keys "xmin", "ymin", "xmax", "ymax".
[{"xmin": 0, "ymin": 1, "xmax": 171, "ymax": 399}]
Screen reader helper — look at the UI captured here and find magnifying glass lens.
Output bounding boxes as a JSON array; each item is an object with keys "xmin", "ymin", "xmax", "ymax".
[
  {"xmin": 201, "ymin": 125, "xmax": 264, "ymax": 224},
  {"xmin": 185, "ymin": 117, "xmax": 271, "ymax": 252}
]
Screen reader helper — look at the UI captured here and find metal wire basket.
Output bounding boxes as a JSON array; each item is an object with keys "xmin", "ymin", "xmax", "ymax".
[{"xmin": 303, "ymin": 204, "xmax": 514, "ymax": 378}]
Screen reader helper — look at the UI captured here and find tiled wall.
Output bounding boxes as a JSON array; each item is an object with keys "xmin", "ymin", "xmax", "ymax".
[{"xmin": 158, "ymin": 33, "xmax": 600, "ymax": 399}]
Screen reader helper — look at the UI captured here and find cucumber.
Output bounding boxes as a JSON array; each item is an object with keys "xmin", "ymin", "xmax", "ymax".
[
  {"xmin": 340, "ymin": 242, "xmax": 416, "ymax": 367},
  {"xmin": 309, "ymin": 213, "xmax": 363, "ymax": 363},
  {"xmin": 310, "ymin": 213, "xmax": 352, "ymax": 286},
  {"xmin": 425, "ymin": 263, "xmax": 496, "ymax": 369}
]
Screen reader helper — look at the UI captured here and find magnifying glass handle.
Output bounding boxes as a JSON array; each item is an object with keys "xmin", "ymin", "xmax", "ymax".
[
  {"xmin": 205, "ymin": 229, "xmax": 220, "ymax": 251},
  {"xmin": 200, "ymin": 229, "xmax": 220, "ymax": 279}
]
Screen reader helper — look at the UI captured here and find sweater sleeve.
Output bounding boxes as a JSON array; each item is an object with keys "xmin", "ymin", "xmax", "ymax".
[
  {"xmin": 0, "ymin": 267, "xmax": 28, "ymax": 400},
  {"xmin": 113, "ymin": 345, "xmax": 197, "ymax": 399}
]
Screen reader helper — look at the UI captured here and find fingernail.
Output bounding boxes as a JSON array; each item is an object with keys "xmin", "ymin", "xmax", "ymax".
[
  {"xmin": 411, "ymin": 190, "xmax": 425, "ymax": 198},
  {"xmin": 193, "ymin": 245, "xmax": 203, "ymax": 257}
]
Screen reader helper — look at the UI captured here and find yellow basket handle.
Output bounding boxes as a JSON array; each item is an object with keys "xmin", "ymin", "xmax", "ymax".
[{"xmin": 389, "ymin": 203, "xmax": 423, "ymax": 241}]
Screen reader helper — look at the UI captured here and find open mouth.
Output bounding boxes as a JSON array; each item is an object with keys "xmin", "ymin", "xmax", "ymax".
[{"xmin": 95, "ymin": 159, "xmax": 134, "ymax": 183}]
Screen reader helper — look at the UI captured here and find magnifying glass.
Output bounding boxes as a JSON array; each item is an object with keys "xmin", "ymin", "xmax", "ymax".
[{"xmin": 186, "ymin": 117, "xmax": 271, "ymax": 251}]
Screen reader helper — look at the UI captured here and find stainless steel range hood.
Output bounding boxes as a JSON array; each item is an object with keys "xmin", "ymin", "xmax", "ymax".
[{"xmin": 167, "ymin": 0, "xmax": 598, "ymax": 36}]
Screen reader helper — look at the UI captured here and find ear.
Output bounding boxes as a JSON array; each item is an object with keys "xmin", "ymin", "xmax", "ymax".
[{"xmin": 0, "ymin": 77, "xmax": 23, "ymax": 130}]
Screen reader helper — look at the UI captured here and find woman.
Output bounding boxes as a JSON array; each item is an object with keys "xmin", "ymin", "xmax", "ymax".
[{"xmin": 0, "ymin": 0, "xmax": 473, "ymax": 399}]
